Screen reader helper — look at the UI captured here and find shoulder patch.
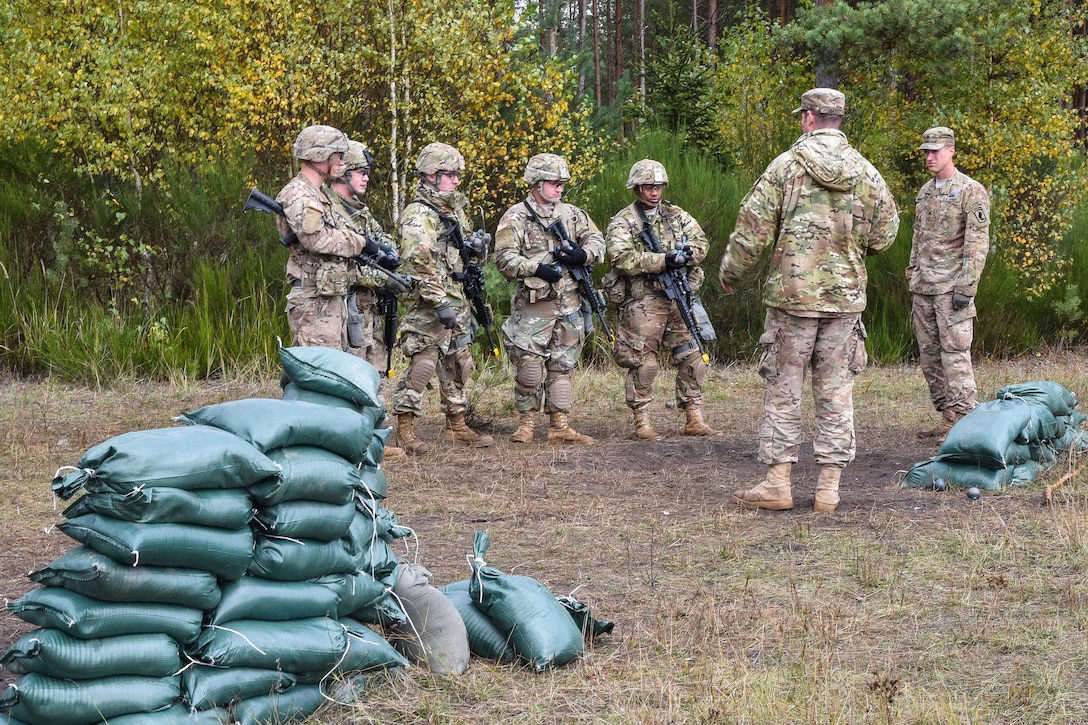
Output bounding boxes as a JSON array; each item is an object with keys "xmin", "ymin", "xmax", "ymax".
[{"xmin": 972, "ymin": 208, "xmax": 988, "ymax": 225}]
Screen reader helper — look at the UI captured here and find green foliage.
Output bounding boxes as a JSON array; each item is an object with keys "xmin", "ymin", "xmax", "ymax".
[{"xmin": 642, "ymin": 29, "xmax": 717, "ymax": 150}]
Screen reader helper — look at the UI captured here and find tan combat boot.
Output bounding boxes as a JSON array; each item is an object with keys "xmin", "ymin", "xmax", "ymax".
[
  {"xmin": 813, "ymin": 465, "xmax": 842, "ymax": 513},
  {"xmin": 546, "ymin": 412, "xmax": 595, "ymax": 446},
  {"xmin": 394, "ymin": 414, "xmax": 429, "ymax": 455},
  {"xmin": 382, "ymin": 444, "xmax": 407, "ymax": 461},
  {"xmin": 632, "ymin": 409, "xmax": 658, "ymax": 440},
  {"xmin": 918, "ymin": 409, "xmax": 958, "ymax": 439},
  {"xmin": 683, "ymin": 406, "xmax": 721, "ymax": 436},
  {"xmin": 510, "ymin": 413, "xmax": 535, "ymax": 444},
  {"xmin": 442, "ymin": 412, "xmax": 494, "ymax": 448},
  {"xmin": 731, "ymin": 463, "xmax": 794, "ymax": 510}
]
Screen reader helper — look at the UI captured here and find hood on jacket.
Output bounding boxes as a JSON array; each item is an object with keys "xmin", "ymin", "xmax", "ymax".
[{"xmin": 789, "ymin": 129, "xmax": 864, "ymax": 192}]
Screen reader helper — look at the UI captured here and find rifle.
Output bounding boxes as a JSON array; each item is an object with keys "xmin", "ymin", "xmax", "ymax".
[
  {"xmin": 635, "ymin": 206, "xmax": 713, "ymax": 364},
  {"xmin": 435, "ymin": 211, "xmax": 500, "ymax": 358},
  {"xmin": 522, "ymin": 201, "xmax": 613, "ymax": 344},
  {"xmin": 378, "ymin": 289, "xmax": 399, "ymax": 377},
  {"xmin": 243, "ymin": 189, "xmax": 412, "ymax": 291}
]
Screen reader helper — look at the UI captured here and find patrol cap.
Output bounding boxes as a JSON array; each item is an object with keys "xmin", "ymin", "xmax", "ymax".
[
  {"xmin": 792, "ymin": 88, "xmax": 846, "ymax": 116},
  {"xmin": 919, "ymin": 126, "xmax": 955, "ymax": 150}
]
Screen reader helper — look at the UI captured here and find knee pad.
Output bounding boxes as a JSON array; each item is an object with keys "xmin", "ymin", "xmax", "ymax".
[
  {"xmin": 547, "ymin": 372, "xmax": 575, "ymax": 411},
  {"xmin": 408, "ymin": 348, "xmax": 439, "ymax": 392},
  {"xmin": 677, "ymin": 350, "xmax": 707, "ymax": 386},
  {"xmin": 515, "ymin": 360, "xmax": 544, "ymax": 396},
  {"xmin": 448, "ymin": 347, "xmax": 475, "ymax": 386},
  {"xmin": 636, "ymin": 356, "xmax": 659, "ymax": 389}
]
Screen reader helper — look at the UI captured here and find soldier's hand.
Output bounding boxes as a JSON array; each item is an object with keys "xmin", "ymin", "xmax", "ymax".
[
  {"xmin": 664, "ymin": 249, "xmax": 688, "ymax": 270},
  {"xmin": 467, "ymin": 230, "xmax": 491, "ymax": 259},
  {"xmin": 553, "ymin": 244, "xmax": 588, "ymax": 267},
  {"xmin": 951, "ymin": 293, "xmax": 972, "ymax": 311},
  {"xmin": 435, "ymin": 302, "xmax": 459, "ymax": 329},
  {"xmin": 383, "ymin": 273, "xmax": 410, "ymax": 296},
  {"xmin": 534, "ymin": 263, "xmax": 564, "ymax": 284}
]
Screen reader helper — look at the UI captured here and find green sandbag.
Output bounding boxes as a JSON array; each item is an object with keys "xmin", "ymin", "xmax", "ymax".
[
  {"xmin": 28, "ymin": 546, "xmax": 222, "ymax": 610},
  {"xmin": 996, "ymin": 380, "xmax": 1077, "ymax": 417},
  {"xmin": 8, "ymin": 587, "xmax": 204, "ymax": 644},
  {"xmin": 357, "ymin": 465, "xmax": 388, "ymax": 502},
  {"xmin": 388, "ymin": 563, "xmax": 470, "ymax": 675},
  {"xmin": 248, "ymin": 535, "xmax": 357, "ymax": 582},
  {"xmin": 353, "ymin": 501, "xmax": 408, "ymax": 542},
  {"xmin": 181, "ymin": 666, "xmax": 297, "ymax": 710},
  {"xmin": 232, "ymin": 684, "xmax": 327, "ymax": 725},
  {"xmin": 50, "ymin": 425, "xmax": 282, "ymax": 499},
  {"xmin": 189, "ymin": 617, "xmax": 346, "ymax": 673},
  {"xmin": 901, "ymin": 458, "xmax": 1038, "ymax": 491},
  {"xmin": 178, "ymin": 398, "xmax": 375, "ymax": 464},
  {"xmin": 281, "ymin": 380, "xmax": 361, "ymax": 410},
  {"xmin": 105, "ymin": 702, "xmax": 231, "ymax": 724},
  {"xmin": 558, "ymin": 595, "xmax": 616, "ymax": 641},
  {"xmin": 311, "ymin": 571, "xmax": 406, "ymax": 626},
  {"xmin": 210, "ymin": 577, "xmax": 340, "ymax": 625},
  {"xmin": 279, "ymin": 345, "xmax": 381, "ymax": 409},
  {"xmin": 59, "ymin": 514, "xmax": 254, "ymax": 580},
  {"xmin": 937, "ymin": 399, "xmax": 1057, "ymax": 469},
  {"xmin": 468, "ymin": 530, "xmax": 584, "ymax": 671},
  {"xmin": 252, "ymin": 447, "xmax": 364, "ymax": 506},
  {"xmin": 2, "ymin": 628, "xmax": 180, "ymax": 679},
  {"xmin": 344, "ymin": 513, "xmax": 400, "ymax": 579},
  {"xmin": 440, "ymin": 579, "xmax": 517, "ymax": 663},
  {"xmin": 295, "ymin": 617, "xmax": 408, "ymax": 683},
  {"xmin": 1052, "ymin": 425, "xmax": 1088, "ymax": 453},
  {"xmin": 0, "ymin": 673, "xmax": 179, "ymax": 725},
  {"xmin": 253, "ymin": 500, "xmax": 357, "ymax": 541},
  {"xmin": 363, "ymin": 428, "xmax": 390, "ymax": 466},
  {"xmin": 61, "ymin": 487, "xmax": 254, "ymax": 529}
]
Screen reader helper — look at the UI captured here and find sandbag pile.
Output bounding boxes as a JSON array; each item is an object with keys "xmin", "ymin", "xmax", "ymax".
[
  {"xmin": 903, "ymin": 380, "xmax": 1088, "ymax": 491},
  {"xmin": 2, "ymin": 346, "xmax": 410, "ymax": 725}
]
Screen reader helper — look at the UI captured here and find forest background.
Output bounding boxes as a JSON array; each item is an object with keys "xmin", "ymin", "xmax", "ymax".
[{"xmin": 1, "ymin": 0, "xmax": 1086, "ymax": 383}]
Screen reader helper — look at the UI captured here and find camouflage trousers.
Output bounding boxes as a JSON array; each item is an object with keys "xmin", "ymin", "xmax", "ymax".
[
  {"xmin": 501, "ymin": 295, "xmax": 585, "ymax": 414},
  {"xmin": 286, "ymin": 288, "xmax": 348, "ymax": 350},
  {"xmin": 349, "ymin": 294, "xmax": 390, "ymax": 378},
  {"xmin": 613, "ymin": 293, "xmax": 707, "ymax": 411},
  {"xmin": 391, "ymin": 302, "xmax": 475, "ymax": 417},
  {"xmin": 911, "ymin": 293, "xmax": 977, "ymax": 417},
  {"xmin": 757, "ymin": 308, "xmax": 867, "ymax": 467}
]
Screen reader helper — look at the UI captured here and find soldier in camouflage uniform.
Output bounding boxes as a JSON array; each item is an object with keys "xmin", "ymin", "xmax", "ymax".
[
  {"xmin": 391, "ymin": 142, "xmax": 494, "ymax": 453},
  {"xmin": 328, "ymin": 139, "xmax": 409, "ymax": 460},
  {"xmin": 719, "ymin": 89, "xmax": 899, "ymax": 513},
  {"xmin": 277, "ymin": 125, "xmax": 380, "ymax": 349},
  {"xmin": 604, "ymin": 159, "xmax": 721, "ymax": 440},
  {"xmin": 494, "ymin": 153, "xmax": 604, "ymax": 445},
  {"xmin": 908, "ymin": 126, "xmax": 990, "ymax": 440}
]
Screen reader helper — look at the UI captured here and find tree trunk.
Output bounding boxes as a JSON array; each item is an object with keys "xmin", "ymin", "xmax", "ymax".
[
  {"xmin": 613, "ymin": 0, "xmax": 623, "ymax": 107},
  {"xmin": 578, "ymin": 0, "xmax": 587, "ymax": 96},
  {"xmin": 593, "ymin": 0, "xmax": 601, "ymax": 107},
  {"xmin": 814, "ymin": 0, "xmax": 838, "ymax": 88},
  {"xmin": 707, "ymin": 0, "xmax": 718, "ymax": 48}
]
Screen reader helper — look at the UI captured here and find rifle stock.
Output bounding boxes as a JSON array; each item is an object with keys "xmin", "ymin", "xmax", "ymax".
[{"xmin": 550, "ymin": 218, "xmax": 614, "ymax": 344}]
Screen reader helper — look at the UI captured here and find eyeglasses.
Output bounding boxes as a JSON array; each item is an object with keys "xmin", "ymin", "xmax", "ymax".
[{"xmin": 439, "ymin": 171, "xmax": 462, "ymax": 180}]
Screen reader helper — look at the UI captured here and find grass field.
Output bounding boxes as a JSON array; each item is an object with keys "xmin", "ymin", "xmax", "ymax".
[{"xmin": 2, "ymin": 353, "xmax": 1087, "ymax": 724}]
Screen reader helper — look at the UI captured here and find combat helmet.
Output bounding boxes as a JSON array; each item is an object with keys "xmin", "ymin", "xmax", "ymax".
[
  {"xmin": 342, "ymin": 141, "xmax": 376, "ymax": 173},
  {"xmin": 292, "ymin": 125, "xmax": 349, "ymax": 162},
  {"xmin": 523, "ymin": 153, "xmax": 571, "ymax": 184},
  {"xmin": 626, "ymin": 159, "xmax": 669, "ymax": 189},
  {"xmin": 415, "ymin": 143, "xmax": 465, "ymax": 175}
]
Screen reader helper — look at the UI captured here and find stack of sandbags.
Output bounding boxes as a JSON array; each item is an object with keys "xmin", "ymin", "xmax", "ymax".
[
  {"xmin": 3, "ymin": 425, "xmax": 279, "ymax": 723},
  {"xmin": 903, "ymin": 380, "xmax": 1088, "ymax": 491}
]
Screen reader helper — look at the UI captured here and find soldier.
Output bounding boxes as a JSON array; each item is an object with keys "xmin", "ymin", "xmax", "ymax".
[
  {"xmin": 604, "ymin": 159, "xmax": 721, "ymax": 440},
  {"xmin": 276, "ymin": 125, "xmax": 380, "ymax": 349},
  {"xmin": 391, "ymin": 142, "xmax": 494, "ymax": 453},
  {"xmin": 908, "ymin": 126, "xmax": 990, "ymax": 439},
  {"xmin": 719, "ymin": 88, "xmax": 899, "ymax": 513},
  {"xmin": 494, "ymin": 153, "xmax": 604, "ymax": 445},
  {"xmin": 327, "ymin": 139, "xmax": 409, "ymax": 460}
]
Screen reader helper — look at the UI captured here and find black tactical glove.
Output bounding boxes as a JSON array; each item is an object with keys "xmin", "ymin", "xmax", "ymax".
[
  {"xmin": 382, "ymin": 273, "xmax": 410, "ymax": 296},
  {"xmin": 664, "ymin": 249, "xmax": 688, "ymax": 270},
  {"xmin": 553, "ymin": 244, "xmax": 588, "ymax": 267},
  {"xmin": 466, "ymin": 230, "xmax": 491, "ymax": 259},
  {"xmin": 434, "ymin": 302, "xmax": 458, "ymax": 329},
  {"xmin": 534, "ymin": 263, "xmax": 564, "ymax": 284},
  {"xmin": 951, "ymin": 293, "xmax": 972, "ymax": 311}
]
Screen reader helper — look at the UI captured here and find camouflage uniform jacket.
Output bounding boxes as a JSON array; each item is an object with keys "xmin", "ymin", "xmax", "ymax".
[
  {"xmin": 494, "ymin": 197, "xmax": 605, "ymax": 315},
  {"xmin": 330, "ymin": 193, "xmax": 398, "ymax": 300},
  {"xmin": 397, "ymin": 182, "xmax": 476, "ymax": 310},
  {"xmin": 718, "ymin": 129, "xmax": 899, "ymax": 315},
  {"xmin": 907, "ymin": 170, "xmax": 989, "ymax": 297},
  {"xmin": 276, "ymin": 173, "xmax": 366, "ymax": 297},
  {"xmin": 605, "ymin": 200, "xmax": 709, "ymax": 300}
]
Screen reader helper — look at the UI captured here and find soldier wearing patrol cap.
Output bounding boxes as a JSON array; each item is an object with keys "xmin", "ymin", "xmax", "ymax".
[
  {"xmin": 276, "ymin": 125, "xmax": 381, "ymax": 350},
  {"xmin": 719, "ymin": 88, "xmax": 899, "ymax": 513},
  {"xmin": 493, "ymin": 153, "xmax": 605, "ymax": 445},
  {"xmin": 908, "ymin": 126, "xmax": 990, "ymax": 440},
  {"xmin": 604, "ymin": 159, "xmax": 720, "ymax": 441}
]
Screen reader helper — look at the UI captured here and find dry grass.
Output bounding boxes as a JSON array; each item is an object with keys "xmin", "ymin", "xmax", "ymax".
[{"xmin": 2, "ymin": 354, "xmax": 1088, "ymax": 724}]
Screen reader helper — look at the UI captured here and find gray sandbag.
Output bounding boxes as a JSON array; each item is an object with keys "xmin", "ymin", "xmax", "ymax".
[
  {"xmin": 61, "ymin": 487, "xmax": 254, "ymax": 529},
  {"xmin": 901, "ymin": 458, "xmax": 1038, "ymax": 491},
  {"xmin": 0, "ymin": 673, "xmax": 179, "ymax": 725},
  {"xmin": 8, "ymin": 588, "xmax": 204, "ymax": 644},
  {"xmin": 389, "ymin": 563, "xmax": 470, "ymax": 675},
  {"xmin": 311, "ymin": 571, "xmax": 406, "ymax": 626},
  {"xmin": 439, "ymin": 579, "xmax": 517, "ymax": 663},
  {"xmin": 248, "ymin": 534, "xmax": 357, "ymax": 582},
  {"xmin": 189, "ymin": 617, "xmax": 346, "ymax": 673},
  {"xmin": 177, "ymin": 398, "xmax": 375, "ymax": 464},
  {"xmin": 58, "ymin": 514, "xmax": 254, "ymax": 580},
  {"xmin": 252, "ymin": 500, "xmax": 357, "ymax": 541},
  {"xmin": 252, "ymin": 446, "xmax": 365, "ymax": 506},
  {"xmin": 105, "ymin": 702, "xmax": 231, "ymax": 724},
  {"xmin": 28, "ymin": 546, "xmax": 222, "ymax": 610},
  {"xmin": 937, "ymin": 399, "xmax": 1058, "ymax": 469},
  {"xmin": 181, "ymin": 666, "xmax": 297, "ymax": 710},
  {"xmin": 209, "ymin": 577, "xmax": 340, "ymax": 624},
  {"xmin": 50, "ymin": 425, "xmax": 282, "ymax": 499},
  {"xmin": 279, "ymin": 345, "xmax": 381, "ymax": 409},
  {"xmin": 232, "ymin": 683, "xmax": 327, "ymax": 725},
  {"xmin": 295, "ymin": 617, "xmax": 408, "ymax": 683},
  {"xmin": 468, "ymin": 530, "xmax": 584, "ymax": 671},
  {"xmin": 996, "ymin": 380, "xmax": 1077, "ymax": 417},
  {"xmin": 2, "ymin": 629, "xmax": 180, "ymax": 679}
]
